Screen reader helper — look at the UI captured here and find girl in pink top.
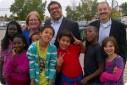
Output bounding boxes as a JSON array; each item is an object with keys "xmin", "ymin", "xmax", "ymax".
[
  {"xmin": 100, "ymin": 37, "xmax": 124, "ymax": 85},
  {"xmin": 4, "ymin": 34, "xmax": 29, "ymax": 85},
  {"xmin": 0, "ymin": 21, "xmax": 22, "ymax": 84}
]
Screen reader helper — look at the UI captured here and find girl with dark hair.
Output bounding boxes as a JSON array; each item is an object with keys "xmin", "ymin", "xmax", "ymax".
[
  {"xmin": 100, "ymin": 37, "xmax": 124, "ymax": 85},
  {"xmin": 1, "ymin": 21, "xmax": 22, "ymax": 50},
  {"xmin": 0, "ymin": 21, "xmax": 22, "ymax": 84},
  {"xmin": 4, "ymin": 34, "xmax": 29, "ymax": 85}
]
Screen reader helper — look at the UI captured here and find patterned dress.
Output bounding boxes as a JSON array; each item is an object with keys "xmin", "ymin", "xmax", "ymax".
[{"xmin": 37, "ymin": 41, "xmax": 48, "ymax": 85}]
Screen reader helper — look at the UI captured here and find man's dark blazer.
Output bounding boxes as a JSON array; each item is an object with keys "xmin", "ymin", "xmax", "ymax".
[
  {"xmin": 90, "ymin": 19, "xmax": 127, "ymax": 62},
  {"xmin": 44, "ymin": 17, "xmax": 81, "ymax": 47}
]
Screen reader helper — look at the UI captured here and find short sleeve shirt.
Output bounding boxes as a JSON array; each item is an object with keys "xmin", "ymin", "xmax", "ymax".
[{"xmin": 84, "ymin": 43, "xmax": 104, "ymax": 83}]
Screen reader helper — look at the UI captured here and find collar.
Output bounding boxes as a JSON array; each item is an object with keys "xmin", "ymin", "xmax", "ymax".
[
  {"xmin": 51, "ymin": 16, "xmax": 63, "ymax": 24},
  {"xmin": 100, "ymin": 18, "xmax": 112, "ymax": 28}
]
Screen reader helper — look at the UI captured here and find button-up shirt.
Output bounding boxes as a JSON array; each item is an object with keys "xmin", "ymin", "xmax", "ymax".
[
  {"xmin": 99, "ymin": 19, "xmax": 112, "ymax": 45},
  {"xmin": 51, "ymin": 16, "xmax": 63, "ymax": 43}
]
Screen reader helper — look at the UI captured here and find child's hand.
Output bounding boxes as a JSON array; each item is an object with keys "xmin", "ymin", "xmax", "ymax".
[
  {"xmin": 73, "ymin": 35, "xmax": 82, "ymax": 45},
  {"xmin": 80, "ymin": 77, "xmax": 89, "ymax": 85},
  {"xmin": 57, "ymin": 53, "xmax": 64, "ymax": 67},
  {"xmin": 113, "ymin": 67, "xmax": 118, "ymax": 73},
  {"xmin": 30, "ymin": 79, "xmax": 35, "ymax": 85},
  {"xmin": 12, "ymin": 48, "xmax": 16, "ymax": 57},
  {"xmin": 57, "ymin": 56, "xmax": 64, "ymax": 67},
  {"xmin": 74, "ymin": 39, "xmax": 82, "ymax": 45},
  {"xmin": 49, "ymin": 80, "xmax": 53, "ymax": 85}
]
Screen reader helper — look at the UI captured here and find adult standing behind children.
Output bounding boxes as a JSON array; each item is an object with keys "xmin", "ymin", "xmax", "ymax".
[
  {"xmin": 45, "ymin": 1, "xmax": 81, "ymax": 47},
  {"xmin": 90, "ymin": 1, "xmax": 127, "ymax": 63},
  {"xmin": 23, "ymin": 11, "xmax": 42, "ymax": 45}
]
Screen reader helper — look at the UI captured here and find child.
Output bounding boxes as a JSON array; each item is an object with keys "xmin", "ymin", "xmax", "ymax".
[
  {"xmin": 4, "ymin": 34, "xmax": 29, "ymax": 85},
  {"xmin": 0, "ymin": 21, "xmax": 22, "ymax": 84},
  {"xmin": 30, "ymin": 31, "xmax": 40, "ymax": 42},
  {"xmin": 27, "ymin": 25, "xmax": 57, "ymax": 85},
  {"xmin": 81, "ymin": 26, "xmax": 104, "ymax": 85},
  {"xmin": 100, "ymin": 37, "xmax": 124, "ymax": 85},
  {"xmin": 56, "ymin": 30, "xmax": 84, "ymax": 85}
]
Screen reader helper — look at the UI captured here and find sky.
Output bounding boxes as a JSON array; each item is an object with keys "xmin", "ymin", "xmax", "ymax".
[{"xmin": 0, "ymin": 0, "xmax": 127, "ymax": 17}]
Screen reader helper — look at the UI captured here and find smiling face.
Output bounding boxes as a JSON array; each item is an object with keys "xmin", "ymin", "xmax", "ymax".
[
  {"xmin": 58, "ymin": 36, "xmax": 71, "ymax": 50},
  {"xmin": 49, "ymin": 3, "xmax": 62, "ymax": 20},
  {"xmin": 40, "ymin": 27, "xmax": 54, "ymax": 43},
  {"xmin": 7, "ymin": 24, "xmax": 18, "ymax": 38},
  {"xmin": 31, "ymin": 34, "xmax": 40, "ymax": 42},
  {"xmin": 13, "ymin": 37, "xmax": 25, "ymax": 53},
  {"xmin": 97, "ymin": 2, "xmax": 111, "ymax": 22},
  {"xmin": 28, "ymin": 14, "xmax": 40, "ymax": 30},
  {"xmin": 86, "ymin": 26, "xmax": 97, "ymax": 43},
  {"xmin": 104, "ymin": 41, "xmax": 115, "ymax": 56}
]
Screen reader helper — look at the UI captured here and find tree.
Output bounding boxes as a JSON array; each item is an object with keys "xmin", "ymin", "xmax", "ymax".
[
  {"xmin": 10, "ymin": 0, "xmax": 46, "ymax": 20},
  {"xmin": 120, "ymin": 2, "xmax": 127, "ymax": 16},
  {"xmin": 66, "ymin": 0, "xmax": 97, "ymax": 21},
  {"xmin": 111, "ymin": 9, "xmax": 121, "ymax": 20}
]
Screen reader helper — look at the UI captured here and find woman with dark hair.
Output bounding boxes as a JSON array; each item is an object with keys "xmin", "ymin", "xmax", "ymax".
[
  {"xmin": 1, "ymin": 21, "xmax": 22, "ymax": 50},
  {"xmin": 0, "ymin": 21, "xmax": 22, "ymax": 84}
]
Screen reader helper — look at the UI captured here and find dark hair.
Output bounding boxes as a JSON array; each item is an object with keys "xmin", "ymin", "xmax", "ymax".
[
  {"xmin": 40, "ymin": 25, "xmax": 55, "ymax": 37},
  {"xmin": 13, "ymin": 34, "xmax": 28, "ymax": 50},
  {"xmin": 102, "ymin": 36, "xmax": 119, "ymax": 54},
  {"xmin": 58, "ymin": 30, "xmax": 74, "ymax": 44},
  {"xmin": 97, "ymin": 1, "xmax": 110, "ymax": 8},
  {"xmin": 30, "ymin": 31, "xmax": 40, "ymax": 39},
  {"xmin": 48, "ymin": 1, "xmax": 62, "ymax": 12},
  {"xmin": 85, "ymin": 25, "xmax": 98, "ymax": 46},
  {"xmin": 86, "ymin": 25, "xmax": 98, "ymax": 34},
  {"xmin": 1, "ymin": 21, "xmax": 22, "ymax": 50}
]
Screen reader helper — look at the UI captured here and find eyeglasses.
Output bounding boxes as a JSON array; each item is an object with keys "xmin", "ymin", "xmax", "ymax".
[
  {"xmin": 29, "ymin": 19, "xmax": 39, "ymax": 22},
  {"xmin": 50, "ymin": 6, "xmax": 60, "ymax": 11}
]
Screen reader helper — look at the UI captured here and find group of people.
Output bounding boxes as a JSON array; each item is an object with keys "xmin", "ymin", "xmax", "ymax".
[{"xmin": 0, "ymin": 1, "xmax": 126, "ymax": 85}]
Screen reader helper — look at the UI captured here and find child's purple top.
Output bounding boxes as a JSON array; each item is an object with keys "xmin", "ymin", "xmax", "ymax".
[
  {"xmin": 4, "ymin": 51, "xmax": 29, "ymax": 81},
  {"xmin": 102, "ymin": 56, "xmax": 124, "ymax": 85}
]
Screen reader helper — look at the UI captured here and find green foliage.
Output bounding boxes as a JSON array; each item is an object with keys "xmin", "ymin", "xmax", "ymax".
[
  {"xmin": 111, "ymin": 9, "xmax": 121, "ymax": 20},
  {"xmin": 120, "ymin": 2, "xmax": 127, "ymax": 16},
  {"xmin": 66, "ymin": 0, "xmax": 97, "ymax": 21},
  {"xmin": 10, "ymin": 0, "xmax": 46, "ymax": 20}
]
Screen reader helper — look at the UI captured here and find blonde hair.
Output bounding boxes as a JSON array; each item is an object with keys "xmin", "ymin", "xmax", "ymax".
[{"xmin": 26, "ymin": 11, "xmax": 41, "ymax": 25}]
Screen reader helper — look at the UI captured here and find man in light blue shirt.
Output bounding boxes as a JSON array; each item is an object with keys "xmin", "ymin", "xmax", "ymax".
[
  {"xmin": 50, "ymin": 16, "xmax": 63, "ymax": 43},
  {"xmin": 99, "ymin": 19, "xmax": 111, "ymax": 45},
  {"xmin": 90, "ymin": 1, "xmax": 127, "ymax": 63}
]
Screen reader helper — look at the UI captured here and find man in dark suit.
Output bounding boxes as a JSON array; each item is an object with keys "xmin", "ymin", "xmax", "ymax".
[
  {"xmin": 90, "ymin": 1, "xmax": 127, "ymax": 63},
  {"xmin": 45, "ymin": 1, "xmax": 80, "ymax": 47}
]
